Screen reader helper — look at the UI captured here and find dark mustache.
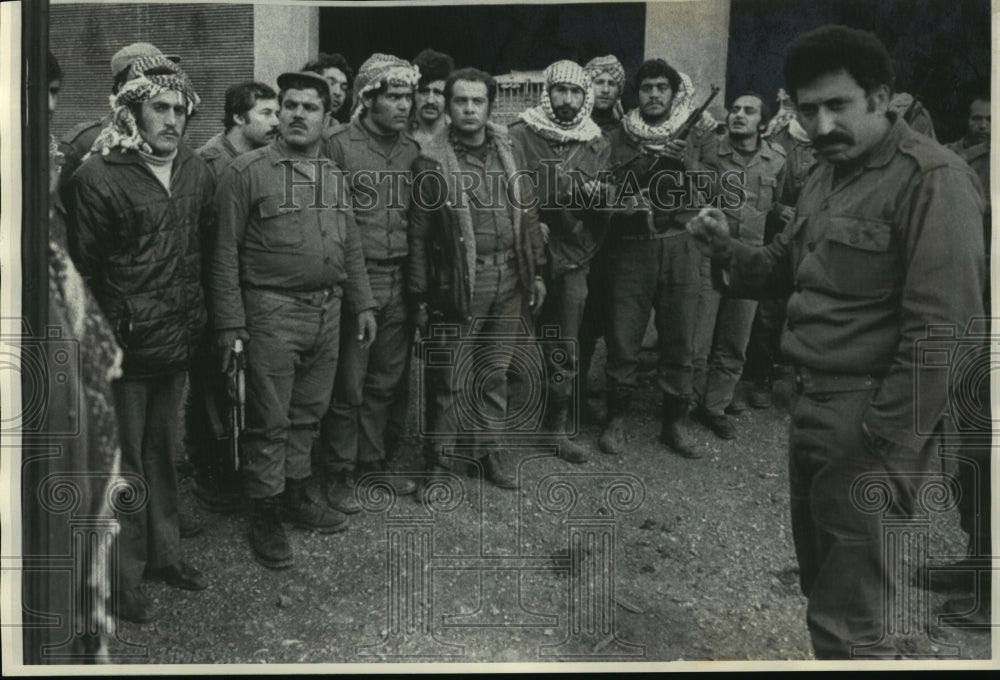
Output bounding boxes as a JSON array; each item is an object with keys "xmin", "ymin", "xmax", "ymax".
[{"xmin": 814, "ymin": 132, "xmax": 854, "ymax": 148}]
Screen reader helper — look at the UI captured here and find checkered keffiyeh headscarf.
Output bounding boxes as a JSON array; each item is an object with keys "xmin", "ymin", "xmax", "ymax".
[
  {"xmin": 584, "ymin": 55, "xmax": 626, "ymax": 91},
  {"xmin": 518, "ymin": 60, "xmax": 602, "ymax": 143},
  {"xmin": 89, "ymin": 55, "xmax": 200, "ymax": 156},
  {"xmin": 351, "ymin": 53, "xmax": 420, "ymax": 119}
]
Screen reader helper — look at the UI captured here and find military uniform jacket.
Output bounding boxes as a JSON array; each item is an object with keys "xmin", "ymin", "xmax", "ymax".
[
  {"xmin": 408, "ymin": 126, "xmax": 545, "ymax": 321},
  {"xmin": 197, "ymin": 132, "xmax": 242, "ymax": 180},
  {"xmin": 724, "ymin": 116, "xmax": 986, "ymax": 452},
  {"xmin": 210, "ymin": 138, "xmax": 376, "ymax": 332},
  {"xmin": 947, "ymin": 137, "xmax": 990, "ymax": 208},
  {"xmin": 700, "ymin": 135, "xmax": 786, "ymax": 246},
  {"xmin": 507, "ymin": 121, "xmax": 611, "ymax": 274},
  {"xmin": 323, "ymin": 118, "xmax": 421, "ymax": 261}
]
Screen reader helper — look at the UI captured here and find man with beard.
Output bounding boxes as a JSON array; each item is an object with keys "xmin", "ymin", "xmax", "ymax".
[
  {"xmin": 508, "ymin": 60, "xmax": 610, "ymax": 464},
  {"xmin": 577, "ymin": 55, "xmax": 626, "ymax": 424},
  {"xmin": 303, "ymin": 53, "xmax": 354, "ymax": 126},
  {"xmin": 410, "ymin": 48, "xmax": 455, "ymax": 150},
  {"xmin": 584, "ymin": 55, "xmax": 626, "ymax": 132},
  {"xmin": 688, "ymin": 25, "xmax": 985, "ymax": 658},
  {"xmin": 691, "ymin": 92, "xmax": 787, "ymax": 439},
  {"xmin": 409, "ymin": 68, "xmax": 546, "ymax": 491},
  {"xmin": 64, "ymin": 55, "xmax": 212, "ymax": 621},
  {"xmin": 211, "ymin": 71, "xmax": 377, "ymax": 569},
  {"xmin": 598, "ymin": 58, "xmax": 717, "ymax": 460},
  {"xmin": 948, "ymin": 93, "xmax": 990, "ymax": 207},
  {"xmin": 187, "ymin": 81, "xmax": 280, "ymax": 515},
  {"xmin": 318, "ymin": 54, "xmax": 422, "ymax": 515}
]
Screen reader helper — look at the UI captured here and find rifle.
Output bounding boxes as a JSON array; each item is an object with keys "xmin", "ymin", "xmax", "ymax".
[
  {"xmin": 607, "ymin": 84, "xmax": 722, "ymax": 182},
  {"xmin": 903, "ymin": 69, "xmax": 935, "ymax": 125},
  {"xmin": 227, "ymin": 338, "xmax": 246, "ymax": 471}
]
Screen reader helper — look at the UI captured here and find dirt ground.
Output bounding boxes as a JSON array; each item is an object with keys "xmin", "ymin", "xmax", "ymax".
[{"xmin": 108, "ymin": 349, "xmax": 991, "ymax": 667}]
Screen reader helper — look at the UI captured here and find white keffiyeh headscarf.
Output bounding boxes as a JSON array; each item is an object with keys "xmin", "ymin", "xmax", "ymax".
[
  {"xmin": 89, "ymin": 55, "xmax": 200, "ymax": 157},
  {"xmin": 518, "ymin": 60, "xmax": 602, "ymax": 143}
]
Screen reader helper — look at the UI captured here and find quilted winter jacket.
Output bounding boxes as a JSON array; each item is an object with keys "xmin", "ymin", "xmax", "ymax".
[{"xmin": 65, "ymin": 144, "xmax": 213, "ymax": 378}]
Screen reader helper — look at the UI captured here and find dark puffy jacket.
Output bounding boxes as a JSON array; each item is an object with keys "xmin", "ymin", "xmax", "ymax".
[{"xmin": 65, "ymin": 145, "xmax": 214, "ymax": 378}]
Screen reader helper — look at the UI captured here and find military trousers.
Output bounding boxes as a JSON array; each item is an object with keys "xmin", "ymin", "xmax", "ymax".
[
  {"xmin": 539, "ymin": 265, "xmax": 589, "ymax": 404},
  {"xmin": 242, "ymin": 287, "xmax": 341, "ymax": 499},
  {"xmin": 423, "ymin": 260, "xmax": 524, "ymax": 464},
  {"xmin": 788, "ymin": 381, "xmax": 935, "ymax": 659},
  {"xmin": 692, "ymin": 258, "xmax": 758, "ymax": 415},
  {"xmin": 604, "ymin": 231, "xmax": 701, "ymax": 399},
  {"xmin": 321, "ymin": 265, "xmax": 409, "ymax": 475}
]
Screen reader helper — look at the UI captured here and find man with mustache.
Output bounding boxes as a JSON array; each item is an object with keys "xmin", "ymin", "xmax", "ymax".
[
  {"xmin": 211, "ymin": 71, "xmax": 377, "ymax": 569},
  {"xmin": 409, "ymin": 68, "xmax": 546, "ymax": 491},
  {"xmin": 691, "ymin": 92, "xmax": 787, "ymax": 440},
  {"xmin": 303, "ymin": 53, "xmax": 354, "ymax": 127},
  {"xmin": 318, "ymin": 54, "xmax": 422, "ymax": 514},
  {"xmin": 508, "ymin": 60, "xmax": 610, "ymax": 464},
  {"xmin": 198, "ymin": 82, "xmax": 280, "ymax": 179},
  {"xmin": 598, "ymin": 58, "xmax": 718, "ymax": 460},
  {"xmin": 64, "ymin": 55, "xmax": 213, "ymax": 621},
  {"xmin": 688, "ymin": 26, "xmax": 985, "ymax": 658},
  {"xmin": 187, "ymin": 81, "xmax": 280, "ymax": 516},
  {"xmin": 410, "ymin": 48, "xmax": 455, "ymax": 150}
]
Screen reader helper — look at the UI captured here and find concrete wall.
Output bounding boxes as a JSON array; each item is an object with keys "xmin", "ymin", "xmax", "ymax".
[
  {"xmin": 253, "ymin": 4, "xmax": 320, "ymax": 89},
  {"xmin": 645, "ymin": 0, "xmax": 730, "ymax": 117}
]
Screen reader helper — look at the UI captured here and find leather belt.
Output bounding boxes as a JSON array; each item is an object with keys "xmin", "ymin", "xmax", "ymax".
[
  {"xmin": 246, "ymin": 286, "xmax": 338, "ymax": 305},
  {"xmin": 794, "ymin": 365, "xmax": 883, "ymax": 395},
  {"xmin": 476, "ymin": 249, "xmax": 517, "ymax": 265},
  {"xmin": 365, "ymin": 256, "xmax": 407, "ymax": 268}
]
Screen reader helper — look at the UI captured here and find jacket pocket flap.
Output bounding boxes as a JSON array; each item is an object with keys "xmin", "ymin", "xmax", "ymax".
[{"xmin": 824, "ymin": 216, "xmax": 891, "ymax": 252}]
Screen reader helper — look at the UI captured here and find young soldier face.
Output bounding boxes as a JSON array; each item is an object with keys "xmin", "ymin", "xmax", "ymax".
[
  {"xmin": 367, "ymin": 84, "xmax": 413, "ymax": 134},
  {"xmin": 322, "ymin": 67, "xmax": 349, "ymax": 113},
  {"xmin": 448, "ymin": 79, "xmax": 491, "ymax": 136},
  {"xmin": 637, "ymin": 77, "xmax": 674, "ymax": 124},
  {"xmin": 727, "ymin": 95, "xmax": 764, "ymax": 141},
  {"xmin": 238, "ymin": 97, "xmax": 280, "ymax": 149},
  {"xmin": 794, "ymin": 69, "xmax": 890, "ymax": 165},
  {"xmin": 415, "ymin": 79, "xmax": 447, "ymax": 124},
  {"xmin": 278, "ymin": 87, "xmax": 328, "ymax": 150},
  {"xmin": 138, "ymin": 90, "xmax": 187, "ymax": 156},
  {"xmin": 591, "ymin": 72, "xmax": 620, "ymax": 113},
  {"xmin": 549, "ymin": 83, "xmax": 586, "ymax": 123},
  {"xmin": 968, "ymin": 99, "xmax": 990, "ymax": 144}
]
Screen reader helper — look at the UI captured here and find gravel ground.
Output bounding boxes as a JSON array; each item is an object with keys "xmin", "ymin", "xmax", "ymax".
[{"xmin": 109, "ymin": 352, "xmax": 991, "ymax": 667}]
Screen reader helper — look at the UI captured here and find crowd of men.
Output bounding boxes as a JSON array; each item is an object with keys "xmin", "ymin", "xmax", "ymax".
[{"xmin": 47, "ymin": 24, "xmax": 990, "ymax": 659}]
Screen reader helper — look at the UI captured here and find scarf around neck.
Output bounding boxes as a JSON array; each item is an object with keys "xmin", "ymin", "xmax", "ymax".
[{"xmin": 622, "ymin": 70, "xmax": 716, "ymax": 146}]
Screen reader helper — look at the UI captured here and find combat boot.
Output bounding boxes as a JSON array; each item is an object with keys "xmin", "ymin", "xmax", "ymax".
[
  {"xmin": 249, "ymin": 496, "xmax": 293, "ymax": 570},
  {"xmin": 660, "ymin": 395, "xmax": 703, "ymax": 459},
  {"xmin": 545, "ymin": 402, "xmax": 587, "ymax": 464},
  {"xmin": 283, "ymin": 477, "xmax": 348, "ymax": 533},
  {"xmin": 483, "ymin": 451, "xmax": 519, "ymax": 490},
  {"xmin": 599, "ymin": 388, "xmax": 630, "ymax": 456},
  {"xmin": 748, "ymin": 377, "xmax": 773, "ymax": 409},
  {"xmin": 324, "ymin": 471, "xmax": 362, "ymax": 514}
]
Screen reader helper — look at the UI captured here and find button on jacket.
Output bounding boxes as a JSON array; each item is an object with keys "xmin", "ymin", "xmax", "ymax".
[
  {"xmin": 700, "ymin": 135, "xmax": 787, "ymax": 246},
  {"xmin": 210, "ymin": 137, "xmax": 375, "ymax": 331},
  {"xmin": 323, "ymin": 119, "xmax": 421, "ymax": 261},
  {"xmin": 724, "ymin": 116, "xmax": 986, "ymax": 451}
]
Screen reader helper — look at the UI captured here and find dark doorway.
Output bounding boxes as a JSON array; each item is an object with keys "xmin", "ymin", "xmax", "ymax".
[{"xmin": 319, "ymin": 3, "xmax": 646, "ymax": 108}]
